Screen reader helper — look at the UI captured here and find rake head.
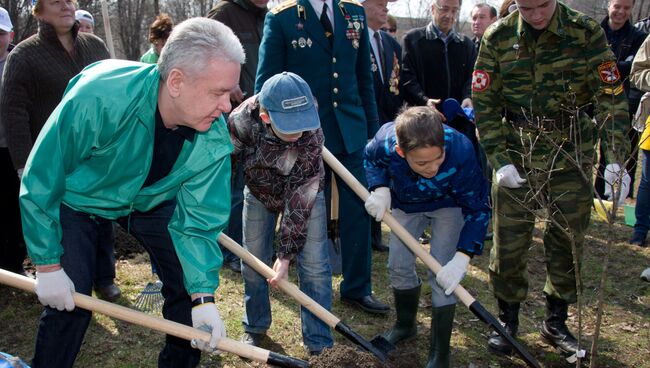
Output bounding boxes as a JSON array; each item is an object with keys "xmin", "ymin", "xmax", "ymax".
[{"xmin": 134, "ymin": 280, "xmax": 164, "ymax": 313}]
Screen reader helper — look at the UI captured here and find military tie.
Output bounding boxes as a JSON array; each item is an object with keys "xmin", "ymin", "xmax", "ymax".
[
  {"xmin": 373, "ymin": 31, "xmax": 385, "ymax": 82},
  {"xmin": 320, "ymin": 2, "xmax": 333, "ymax": 45}
]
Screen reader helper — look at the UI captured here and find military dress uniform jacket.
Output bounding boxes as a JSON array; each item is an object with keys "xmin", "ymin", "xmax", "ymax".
[
  {"xmin": 372, "ymin": 30, "xmax": 403, "ymax": 124},
  {"xmin": 255, "ymin": 0, "xmax": 379, "ymax": 154},
  {"xmin": 473, "ymin": 3, "xmax": 630, "ymax": 172}
]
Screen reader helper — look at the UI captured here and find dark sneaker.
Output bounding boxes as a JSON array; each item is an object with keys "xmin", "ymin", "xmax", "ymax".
[{"xmin": 629, "ymin": 232, "xmax": 647, "ymax": 247}]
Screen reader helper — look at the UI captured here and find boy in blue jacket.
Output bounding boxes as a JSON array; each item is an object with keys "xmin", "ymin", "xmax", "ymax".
[{"xmin": 363, "ymin": 106, "xmax": 490, "ymax": 367}]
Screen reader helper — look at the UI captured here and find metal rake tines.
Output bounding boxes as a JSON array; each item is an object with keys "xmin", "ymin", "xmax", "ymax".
[{"xmin": 134, "ymin": 280, "xmax": 164, "ymax": 313}]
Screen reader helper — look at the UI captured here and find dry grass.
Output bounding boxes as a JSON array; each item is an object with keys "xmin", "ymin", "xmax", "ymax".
[{"xmin": 0, "ymin": 210, "xmax": 648, "ymax": 367}]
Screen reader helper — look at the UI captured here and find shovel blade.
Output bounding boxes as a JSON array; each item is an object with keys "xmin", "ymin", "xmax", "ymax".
[
  {"xmin": 370, "ymin": 334, "xmax": 396, "ymax": 355},
  {"xmin": 469, "ymin": 301, "xmax": 541, "ymax": 368},
  {"xmin": 335, "ymin": 322, "xmax": 394, "ymax": 362}
]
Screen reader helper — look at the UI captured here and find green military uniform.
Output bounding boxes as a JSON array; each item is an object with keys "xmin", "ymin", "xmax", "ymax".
[{"xmin": 473, "ymin": 3, "xmax": 629, "ymax": 304}]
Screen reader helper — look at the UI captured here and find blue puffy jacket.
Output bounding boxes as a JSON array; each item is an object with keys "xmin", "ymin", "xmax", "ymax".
[{"xmin": 364, "ymin": 122, "xmax": 490, "ymax": 255}]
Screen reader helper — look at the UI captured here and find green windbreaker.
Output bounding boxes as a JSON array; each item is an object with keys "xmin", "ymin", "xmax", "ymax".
[{"xmin": 20, "ymin": 60, "xmax": 232, "ymax": 294}]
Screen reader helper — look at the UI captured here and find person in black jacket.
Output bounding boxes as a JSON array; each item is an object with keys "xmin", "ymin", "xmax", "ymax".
[
  {"xmin": 594, "ymin": 0, "xmax": 648, "ymax": 199},
  {"xmin": 400, "ymin": 0, "xmax": 476, "ymax": 114},
  {"xmin": 400, "ymin": 0, "xmax": 478, "ymax": 158}
]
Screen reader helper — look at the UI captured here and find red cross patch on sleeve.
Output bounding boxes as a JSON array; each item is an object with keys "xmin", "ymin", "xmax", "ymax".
[
  {"xmin": 597, "ymin": 61, "xmax": 620, "ymax": 84},
  {"xmin": 472, "ymin": 70, "xmax": 490, "ymax": 92}
]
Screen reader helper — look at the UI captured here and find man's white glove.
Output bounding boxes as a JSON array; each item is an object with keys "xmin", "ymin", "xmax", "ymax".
[
  {"xmin": 436, "ymin": 252, "xmax": 470, "ymax": 295},
  {"xmin": 495, "ymin": 164, "xmax": 526, "ymax": 188},
  {"xmin": 191, "ymin": 303, "xmax": 226, "ymax": 353},
  {"xmin": 35, "ymin": 269, "xmax": 76, "ymax": 311},
  {"xmin": 364, "ymin": 187, "xmax": 391, "ymax": 221},
  {"xmin": 604, "ymin": 163, "xmax": 630, "ymax": 205}
]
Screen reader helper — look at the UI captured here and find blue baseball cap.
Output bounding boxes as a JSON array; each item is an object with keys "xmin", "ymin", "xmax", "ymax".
[{"xmin": 258, "ymin": 72, "xmax": 320, "ymax": 134}]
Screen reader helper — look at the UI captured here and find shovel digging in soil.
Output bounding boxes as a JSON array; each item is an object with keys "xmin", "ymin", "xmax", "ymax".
[
  {"xmin": 218, "ymin": 233, "xmax": 396, "ymax": 362},
  {"xmin": 322, "ymin": 147, "xmax": 541, "ymax": 368},
  {"xmin": 0, "ymin": 269, "xmax": 309, "ymax": 368}
]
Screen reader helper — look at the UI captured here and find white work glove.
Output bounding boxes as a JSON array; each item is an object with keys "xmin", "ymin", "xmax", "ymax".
[
  {"xmin": 191, "ymin": 302, "xmax": 226, "ymax": 353},
  {"xmin": 364, "ymin": 187, "xmax": 391, "ymax": 221},
  {"xmin": 604, "ymin": 163, "xmax": 630, "ymax": 205},
  {"xmin": 495, "ymin": 164, "xmax": 526, "ymax": 189},
  {"xmin": 436, "ymin": 252, "xmax": 470, "ymax": 295},
  {"xmin": 35, "ymin": 268, "xmax": 76, "ymax": 311}
]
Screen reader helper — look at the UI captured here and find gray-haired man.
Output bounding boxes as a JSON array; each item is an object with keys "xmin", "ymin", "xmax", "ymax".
[{"xmin": 21, "ymin": 18, "xmax": 243, "ymax": 367}]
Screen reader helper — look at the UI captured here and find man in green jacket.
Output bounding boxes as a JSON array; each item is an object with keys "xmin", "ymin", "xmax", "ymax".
[{"xmin": 22, "ymin": 18, "xmax": 244, "ymax": 368}]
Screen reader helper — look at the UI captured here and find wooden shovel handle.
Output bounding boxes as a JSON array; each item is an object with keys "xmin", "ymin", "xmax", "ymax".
[
  {"xmin": 322, "ymin": 148, "xmax": 476, "ymax": 307},
  {"xmin": 331, "ymin": 175, "xmax": 339, "ymax": 220},
  {"xmin": 218, "ymin": 234, "xmax": 340, "ymax": 327},
  {"xmin": 0, "ymin": 269, "xmax": 273, "ymax": 363}
]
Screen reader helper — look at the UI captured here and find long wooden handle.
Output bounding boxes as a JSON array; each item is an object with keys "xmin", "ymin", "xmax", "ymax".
[
  {"xmin": 100, "ymin": 0, "xmax": 115, "ymax": 58},
  {"xmin": 322, "ymin": 148, "xmax": 476, "ymax": 306},
  {"xmin": 0, "ymin": 269, "xmax": 272, "ymax": 363},
  {"xmin": 331, "ymin": 176, "xmax": 339, "ymax": 220},
  {"xmin": 218, "ymin": 233, "xmax": 340, "ymax": 327}
]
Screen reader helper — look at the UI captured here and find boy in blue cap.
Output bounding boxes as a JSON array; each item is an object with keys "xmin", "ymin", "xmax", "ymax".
[
  {"xmin": 364, "ymin": 106, "xmax": 490, "ymax": 367},
  {"xmin": 228, "ymin": 72, "xmax": 333, "ymax": 355}
]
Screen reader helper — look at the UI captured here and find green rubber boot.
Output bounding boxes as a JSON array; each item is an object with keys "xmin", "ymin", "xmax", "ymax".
[
  {"xmin": 425, "ymin": 304, "xmax": 456, "ymax": 368},
  {"xmin": 382, "ymin": 284, "xmax": 421, "ymax": 344}
]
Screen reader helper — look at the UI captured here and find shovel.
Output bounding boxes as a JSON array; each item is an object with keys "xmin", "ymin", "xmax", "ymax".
[
  {"xmin": 218, "ymin": 233, "xmax": 395, "ymax": 362},
  {"xmin": 322, "ymin": 148, "xmax": 541, "ymax": 368},
  {"xmin": 327, "ymin": 176, "xmax": 342, "ymax": 275},
  {"xmin": 0, "ymin": 269, "xmax": 308, "ymax": 368}
]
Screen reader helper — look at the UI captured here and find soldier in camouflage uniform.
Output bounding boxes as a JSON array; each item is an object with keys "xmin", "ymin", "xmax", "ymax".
[{"xmin": 472, "ymin": 0, "xmax": 629, "ymax": 358}]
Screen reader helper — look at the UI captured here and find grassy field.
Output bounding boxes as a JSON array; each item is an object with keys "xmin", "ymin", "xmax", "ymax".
[{"xmin": 0, "ymin": 209, "xmax": 648, "ymax": 367}]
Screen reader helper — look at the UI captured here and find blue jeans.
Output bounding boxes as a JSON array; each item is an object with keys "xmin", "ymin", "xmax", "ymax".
[
  {"xmin": 32, "ymin": 201, "xmax": 200, "ymax": 368},
  {"xmin": 387, "ymin": 207, "xmax": 464, "ymax": 307},
  {"xmin": 241, "ymin": 187, "xmax": 333, "ymax": 353},
  {"xmin": 220, "ymin": 153, "xmax": 244, "ymax": 264},
  {"xmin": 634, "ymin": 149, "xmax": 650, "ymax": 236}
]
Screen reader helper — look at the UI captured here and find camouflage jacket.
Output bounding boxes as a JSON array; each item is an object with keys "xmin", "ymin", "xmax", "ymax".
[{"xmin": 473, "ymin": 3, "xmax": 629, "ymax": 171}]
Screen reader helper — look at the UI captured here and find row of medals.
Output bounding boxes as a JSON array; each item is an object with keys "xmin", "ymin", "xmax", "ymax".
[{"xmin": 290, "ymin": 13, "xmax": 365, "ymax": 49}]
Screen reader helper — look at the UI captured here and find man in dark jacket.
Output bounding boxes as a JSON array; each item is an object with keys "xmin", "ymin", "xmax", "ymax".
[
  {"xmin": 594, "ymin": 0, "xmax": 648, "ymax": 199},
  {"xmin": 207, "ymin": 0, "xmax": 268, "ymax": 273},
  {"xmin": 400, "ymin": 0, "xmax": 476, "ymax": 114}
]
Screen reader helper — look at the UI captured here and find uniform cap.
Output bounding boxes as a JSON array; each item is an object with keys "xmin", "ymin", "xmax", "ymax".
[{"xmin": 258, "ymin": 72, "xmax": 320, "ymax": 134}]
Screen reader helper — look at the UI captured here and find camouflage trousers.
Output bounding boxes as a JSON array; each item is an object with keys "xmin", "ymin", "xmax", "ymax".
[{"xmin": 489, "ymin": 165, "xmax": 592, "ymax": 304}]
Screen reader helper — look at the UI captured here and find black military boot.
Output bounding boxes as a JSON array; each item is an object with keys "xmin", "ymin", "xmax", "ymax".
[
  {"xmin": 540, "ymin": 295, "xmax": 579, "ymax": 356},
  {"xmin": 487, "ymin": 299, "xmax": 520, "ymax": 355},
  {"xmin": 425, "ymin": 304, "xmax": 455, "ymax": 368},
  {"xmin": 382, "ymin": 284, "xmax": 421, "ymax": 344}
]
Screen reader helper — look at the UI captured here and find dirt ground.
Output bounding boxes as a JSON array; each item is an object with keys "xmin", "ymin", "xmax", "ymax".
[{"xmin": 309, "ymin": 343, "xmax": 421, "ymax": 368}]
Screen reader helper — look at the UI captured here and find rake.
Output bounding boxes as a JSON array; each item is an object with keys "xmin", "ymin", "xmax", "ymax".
[{"xmin": 134, "ymin": 264, "xmax": 164, "ymax": 313}]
